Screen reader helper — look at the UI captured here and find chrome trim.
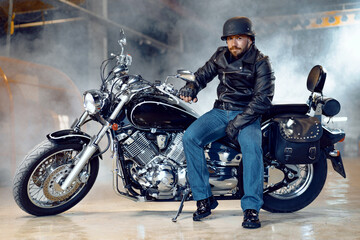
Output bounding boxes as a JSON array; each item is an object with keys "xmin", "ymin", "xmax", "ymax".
[
  {"xmin": 112, "ymin": 144, "xmax": 139, "ymax": 201},
  {"xmin": 83, "ymin": 90, "xmax": 108, "ymax": 114},
  {"xmin": 156, "ymin": 85, "xmax": 180, "ymax": 104},
  {"xmin": 48, "ymin": 133, "xmax": 91, "ymax": 141},
  {"xmin": 261, "ymin": 121, "xmax": 272, "ymax": 130},
  {"xmin": 329, "ymin": 150, "xmax": 340, "ymax": 157},
  {"xmin": 74, "ymin": 111, "xmax": 89, "ymax": 130}
]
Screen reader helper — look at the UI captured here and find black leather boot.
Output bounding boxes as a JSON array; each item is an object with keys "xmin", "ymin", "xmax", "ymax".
[
  {"xmin": 209, "ymin": 195, "xmax": 218, "ymax": 210},
  {"xmin": 193, "ymin": 198, "xmax": 211, "ymax": 221},
  {"xmin": 242, "ymin": 209, "xmax": 261, "ymax": 229}
]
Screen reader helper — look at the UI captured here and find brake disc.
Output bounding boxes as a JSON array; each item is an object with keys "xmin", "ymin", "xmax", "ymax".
[
  {"xmin": 32, "ymin": 152, "xmax": 70, "ymax": 187},
  {"xmin": 43, "ymin": 165, "xmax": 81, "ymax": 202},
  {"xmin": 32, "ymin": 157, "xmax": 57, "ymax": 187}
]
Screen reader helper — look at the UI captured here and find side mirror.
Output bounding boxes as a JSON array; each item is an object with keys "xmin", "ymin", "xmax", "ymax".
[
  {"xmin": 307, "ymin": 65, "xmax": 326, "ymax": 93},
  {"xmin": 177, "ymin": 69, "xmax": 195, "ymax": 82}
]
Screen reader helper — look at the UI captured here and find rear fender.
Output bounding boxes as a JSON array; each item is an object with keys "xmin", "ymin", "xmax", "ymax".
[
  {"xmin": 328, "ymin": 154, "xmax": 346, "ymax": 178},
  {"xmin": 320, "ymin": 126, "xmax": 346, "ymax": 178},
  {"xmin": 320, "ymin": 125, "xmax": 345, "ymax": 148},
  {"xmin": 323, "ymin": 147, "xmax": 346, "ymax": 178}
]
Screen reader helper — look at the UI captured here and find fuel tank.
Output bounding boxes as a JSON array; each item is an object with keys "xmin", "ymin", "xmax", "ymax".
[{"xmin": 126, "ymin": 88, "xmax": 199, "ymax": 131}]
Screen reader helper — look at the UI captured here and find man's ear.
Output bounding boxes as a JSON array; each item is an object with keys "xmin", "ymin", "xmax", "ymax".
[{"xmin": 247, "ymin": 37, "xmax": 253, "ymax": 47}]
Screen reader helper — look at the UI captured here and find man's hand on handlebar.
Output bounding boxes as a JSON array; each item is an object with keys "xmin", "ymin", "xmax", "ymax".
[
  {"xmin": 180, "ymin": 95, "xmax": 198, "ymax": 103},
  {"xmin": 179, "ymin": 82, "xmax": 198, "ymax": 103}
]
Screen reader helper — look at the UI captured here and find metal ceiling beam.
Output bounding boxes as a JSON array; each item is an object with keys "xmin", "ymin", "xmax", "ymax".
[
  {"xmin": 14, "ymin": 17, "xmax": 83, "ymax": 29},
  {"xmin": 254, "ymin": 7, "xmax": 360, "ymax": 34},
  {"xmin": 299, "ymin": 9, "xmax": 360, "ymax": 30}
]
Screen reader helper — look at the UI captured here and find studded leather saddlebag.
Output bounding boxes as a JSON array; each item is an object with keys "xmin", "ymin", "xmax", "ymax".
[{"xmin": 273, "ymin": 115, "xmax": 323, "ymax": 164}]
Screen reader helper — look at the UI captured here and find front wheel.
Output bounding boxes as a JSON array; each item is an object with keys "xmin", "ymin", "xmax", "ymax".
[
  {"xmin": 262, "ymin": 157, "xmax": 327, "ymax": 213},
  {"xmin": 13, "ymin": 140, "xmax": 99, "ymax": 216}
]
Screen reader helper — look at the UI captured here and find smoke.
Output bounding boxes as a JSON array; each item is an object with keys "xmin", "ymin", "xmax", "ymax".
[
  {"xmin": 1, "ymin": 0, "xmax": 360, "ymax": 189},
  {"xmin": 168, "ymin": 0, "xmax": 360, "ymax": 153},
  {"xmin": 0, "ymin": 13, "xmax": 91, "ymax": 187}
]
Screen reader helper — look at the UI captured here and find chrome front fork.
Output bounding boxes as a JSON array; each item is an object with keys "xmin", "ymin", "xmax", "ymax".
[
  {"xmin": 61, "ymin": 94, "xmax": 130, "ymax": 191},
  {"xmin": 72, "ymin": 111, "xmax": 89, "ymax": 132},
  {"xmin": 61, "ymin": 122, "xmax": 110, "ymax": 190}
]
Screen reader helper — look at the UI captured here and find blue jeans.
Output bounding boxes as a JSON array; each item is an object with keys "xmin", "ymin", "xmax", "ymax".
[{"xmin": 182, "ymin": 108, "xmax": 264, "ymax": 212}]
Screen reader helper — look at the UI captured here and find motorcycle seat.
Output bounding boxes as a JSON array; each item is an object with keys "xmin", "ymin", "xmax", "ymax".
[{"xmin": 262, "ymin": 104, "xmax": 309, "ymax": 122}]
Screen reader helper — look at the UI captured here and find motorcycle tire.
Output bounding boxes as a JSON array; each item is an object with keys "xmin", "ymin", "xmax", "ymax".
[
  {"xmin": 262, "ymin": 157, "xmax": 327, "ymax": 213},
  {"xmin": 13, "ymin": 140, "xmax": 99, "ymax": 216}
]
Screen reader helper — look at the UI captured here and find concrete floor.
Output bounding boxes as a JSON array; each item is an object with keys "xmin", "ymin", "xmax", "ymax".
[{"xmin": 1, "ymin": 158, "xmax": 360, "ymax": 240}]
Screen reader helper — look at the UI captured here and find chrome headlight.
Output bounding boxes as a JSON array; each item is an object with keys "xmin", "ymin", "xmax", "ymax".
[{"xmin": 83, "ymin": 90, "xmax": 107, "ymax": 114}]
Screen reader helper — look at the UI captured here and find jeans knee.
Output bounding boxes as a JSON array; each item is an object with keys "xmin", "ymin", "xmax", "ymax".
[
  {"xmin": 182, "ymin": 130, "xmax": 194, "ymax": 146},
  {"xmin": 183, "ymin": 129, "xmax": 203, "ymax": 148}
]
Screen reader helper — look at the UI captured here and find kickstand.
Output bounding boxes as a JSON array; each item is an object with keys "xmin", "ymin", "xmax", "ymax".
[{"xmin": 172, "ymin": 188, "xmax": 191, "ymax": 222}]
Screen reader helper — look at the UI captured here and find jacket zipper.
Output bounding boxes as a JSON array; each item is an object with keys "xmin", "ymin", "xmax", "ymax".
[{"xmin": 219, "ymin": 69, "xmax": 252, "ymax": 101}]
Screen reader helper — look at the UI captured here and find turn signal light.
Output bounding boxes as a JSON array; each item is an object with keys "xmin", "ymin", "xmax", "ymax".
[
  {"xmin": 339, "ymin": 136, "xmax": 345, "ymax": 142},
  {"xmin": 112, "ymin": 123, "xmax": 119, "ymax": 131}
]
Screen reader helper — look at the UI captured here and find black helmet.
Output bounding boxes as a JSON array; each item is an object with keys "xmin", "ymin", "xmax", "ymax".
[{"xmin": 221, "ymin": 17, "xmax": 255, "ymax": 41}]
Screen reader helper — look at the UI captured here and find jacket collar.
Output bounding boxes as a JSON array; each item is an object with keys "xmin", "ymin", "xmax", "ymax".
[
  {"xmin": 241, "ymin": 44, "xmax": 257, "ymax": 64},
  {"xmin": 215, "ymin": 45, "xmax": 258, "ymax": 71}
]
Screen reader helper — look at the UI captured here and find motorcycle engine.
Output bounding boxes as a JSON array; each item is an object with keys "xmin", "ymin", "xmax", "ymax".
[{"xmin": 120, "ymin": 131, "xmax": 186, "ymax": 199}]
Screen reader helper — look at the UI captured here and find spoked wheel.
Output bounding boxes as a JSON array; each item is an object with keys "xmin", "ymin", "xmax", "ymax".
[
  {"xmin": 262, "ymin": 158, "xmax": 327, "ymax": 213},
  {"xmin": 13, "ymin": 140, "xmax": 99, "ymax": 216}
]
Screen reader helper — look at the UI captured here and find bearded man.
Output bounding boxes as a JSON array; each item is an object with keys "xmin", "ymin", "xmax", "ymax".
[{"xmin": 180, "ymin": 16, "xmax": 275, "ymax": 229}]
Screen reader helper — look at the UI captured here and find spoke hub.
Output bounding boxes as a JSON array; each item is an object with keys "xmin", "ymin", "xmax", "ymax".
[{"xmin": 43, "ymin": 165, "xmax": 81, "ymax": 202}]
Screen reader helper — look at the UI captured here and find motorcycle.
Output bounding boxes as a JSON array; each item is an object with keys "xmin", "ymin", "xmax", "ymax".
[{"xmin": 13, "ymin": 30, "xmax": 346, "ymax": 222}]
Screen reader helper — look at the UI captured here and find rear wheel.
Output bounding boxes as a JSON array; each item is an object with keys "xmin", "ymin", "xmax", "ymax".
[
  {"xmin": 262, "ymin": 158, "xmax": 327, "ymax": 213},
  {"xmin": 13, "ymin": 140, "xmax": 99, "ymax": 216}
]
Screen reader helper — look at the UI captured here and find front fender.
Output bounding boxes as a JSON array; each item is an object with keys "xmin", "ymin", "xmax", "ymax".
[
  {"xmin": 47, "ymin": 129, "xmax": 103, "ymax": 159},
  {"xmin": 47, "ymin": 129, "xmax": 91, "ymax": 144}
]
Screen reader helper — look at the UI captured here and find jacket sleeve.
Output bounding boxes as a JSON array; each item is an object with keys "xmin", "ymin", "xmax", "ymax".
[
  {"xmin": 231, "ymin": 57, "xmax": 275, "ymax": 129},
  {"xmin": 193, "ymin": 49, "xmax": 221, "ymax": 90}
]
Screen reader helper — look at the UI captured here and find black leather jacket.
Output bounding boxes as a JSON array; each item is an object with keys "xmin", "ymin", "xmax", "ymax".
[{"xmin": 194, "ymin": 44, "xmax": 275, "ymax": 130}]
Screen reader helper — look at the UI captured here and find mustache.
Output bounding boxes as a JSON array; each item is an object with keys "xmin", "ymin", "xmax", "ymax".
[{"xmin": 229, "ymin": 46, "xmax": 242, "ymax": 51}]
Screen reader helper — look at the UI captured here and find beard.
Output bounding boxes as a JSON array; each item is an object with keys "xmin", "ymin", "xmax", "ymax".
[{"xmin": 229, "ymin": 46, "xmax": 246, "ymax": 59}]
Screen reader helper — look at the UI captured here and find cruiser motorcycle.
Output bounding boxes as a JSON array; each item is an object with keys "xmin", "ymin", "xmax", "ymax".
[{"xmin": 13, "ymin": 30, "xmax": 346, "ymax": 221}]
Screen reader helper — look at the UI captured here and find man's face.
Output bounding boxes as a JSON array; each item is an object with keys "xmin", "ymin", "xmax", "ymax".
[{"xmin": 226, "ymin": 34, "xmax": 252, "ymax": 59}]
